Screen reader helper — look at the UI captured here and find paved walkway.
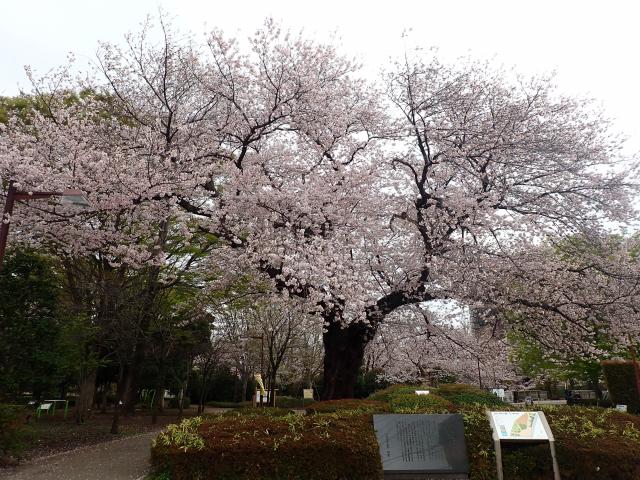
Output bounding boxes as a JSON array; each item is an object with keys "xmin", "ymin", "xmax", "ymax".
[
  {"xmin": 1, "ymin": 431, "xmax": 158, "ymax": 480},
  {"xmin": 0, "ymin": 407, "xmax": 238, "ymax": 480}
]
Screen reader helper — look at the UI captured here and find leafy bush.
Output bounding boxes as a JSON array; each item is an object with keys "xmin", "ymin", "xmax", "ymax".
[
  {"xmin": 355, "ymin": 368, "xmax": 389, "ymax": 398},
  {"xmin": 435, "ymin": 384, "xmax": 505, "ymax": 407},
  {"xmin": 544, "ymin": 406, "xmax": 640, "ymax": 479},
  {"xmin": 151, "ymin": 412, "xmax": 383, "ymax": 479},
  {"xmin": 602, "ymin": 360, "xmax": 640, "ymax": 413},
  {"xmin": 221, "ymin": 407, "xmax": 295, "ymax": 418},
  {"xmin": 389, "ymin": 393, "xmax": 454, "ymax": 414},
  {"xmin": 306, "ymin": 399, "xmax": 389, "ymax": 415},
  {"xmin": 274, "ymin": 396, "xmax": 309, "ymax": 409},
  {"xmin": 152, "ymin": 383, "xmax": 640, "ymax": 480},
  {"xmin": 154, "ymin": 417, "xmax": 205, "ymax": 452},
  {"xmin": 0, "ymin": 404, "xmax": 23, "ymax": 456},
  {"xmin": 367, "ymin": 384, "xmax": 430, "ymax": 402}
]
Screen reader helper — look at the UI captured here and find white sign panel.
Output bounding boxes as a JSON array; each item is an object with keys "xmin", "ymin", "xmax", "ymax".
[
  {"xmin": 489, "ymin": 411, "xmax": 549, "ymax": 440},
  {"xmin": 616, "ymin": 404, "xmax": 628, "ymax": 412},
  {"xmin": 491, "ymin": 388, "xmax": 505, "ymax": 399},
  {"xmin": 303, "ymin": 388, "xmax": 314, "ymax": 399},
  {"xmin": 415, "ymin": 390, "xmax": 430, "ymax": 396}
]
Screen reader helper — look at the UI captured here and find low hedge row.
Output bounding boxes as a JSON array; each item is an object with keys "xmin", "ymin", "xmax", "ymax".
[
  {"xmin": 389, "ymin": 393, "xmax": 454, "ymax": 413},
  {"xmin": 151, "ymin": 411, "xmax": 382, "ymax": 480},
  {"xmin": 305, "ymin": 399, "xmax": 389, "ymax": 415},
  {"xmin": 602, "ymin": 360, "xmax": 640, "ymax": 413},
  {"xmin": 367, "ymin": 382, "xmax": 504, "ymax": 407},
  {"xmin": 151, "ymin": 384, "xmax": 640, "ymax": 479},
  {"xmin": 435, "ymin": 384, "xmax": 505, "ymax": 407}
]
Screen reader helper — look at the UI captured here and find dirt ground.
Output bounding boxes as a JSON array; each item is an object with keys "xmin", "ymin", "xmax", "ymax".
[
  {"xmin": 1, "ymin": 406, "xmax": 228, "ymax": 480},
  {"xmin": 8, "ymin": 406, "xmax": 203, "ymax": 462}
]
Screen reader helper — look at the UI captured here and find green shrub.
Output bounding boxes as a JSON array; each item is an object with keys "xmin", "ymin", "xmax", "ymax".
[
  {"xmin": 355, "ymin": 368, "xmax": 389, "ymax": 398},
  {"xmin": 602, "ymin": 360, "xmax": 640, "ymax": 413},
  {"xmin": 151, "ymin": 412, "xmax": 383, "ymax": 479},
  {"xmin": 459, "ymin": 405, "xmax": 498, "ymax": 479},
  {"xmin": 0, "ymin": 404, "xmax": 23, "ymax": 455},
  {"xmin": 306, "ymin": 399, "xmax": 389, "ymax": 415},
  {"xmin": 544, "ymin": 406, "xmax": 640, "ymax": 479},
  {"xmin": 152, "ymin": 402, "xmax": 640, "ymax": 480},
  {"xmin": 367, "ymin": 384, "xmax": 430, "ymax": 402},
  {"xmin": 154, "ymin": 417, "xmax": 205, "ymax": 452},
  {"xmin": 435, "ymin": 384, "xmax": 505, "ymax": 407},
  {"xmin": 389, "ymin": 393, "xmax": 454, "ymax": 414},
  {"xmin": 221, "ymin": 407, "xmax": 295, "ymax": 418},
  {"xmin": 274, "ymin": 396, "xmax": 308, "ymax": 409}
]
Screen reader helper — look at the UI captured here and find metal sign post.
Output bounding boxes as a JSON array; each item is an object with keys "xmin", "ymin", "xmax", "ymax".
[{"xmin": 487, "ymin": 411, "xmax": 560, "ymax": 480}]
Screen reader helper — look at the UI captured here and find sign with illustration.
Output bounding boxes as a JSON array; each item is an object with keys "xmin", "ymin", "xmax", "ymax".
[
  {"xmin": 489, "ymin": 411, "xmax": 549, "ymax": 441},
  {"xmin": 487, "ymin": 410, "xmax": 559, "ymax": 480}
]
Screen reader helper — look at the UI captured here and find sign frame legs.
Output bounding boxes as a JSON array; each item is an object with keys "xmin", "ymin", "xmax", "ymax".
[
  {"xmin": 493, "ymin": 438, "xmax": 504, "ymax": 480},
  {"xmin": 486, "ymin": 411, "xmax": 560, "ymax": 480}
]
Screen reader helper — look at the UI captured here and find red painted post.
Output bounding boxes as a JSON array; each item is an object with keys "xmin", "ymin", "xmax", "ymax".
[{"xmin": 0, "ymin": 182, "xmax": 17, "ymax": 271}]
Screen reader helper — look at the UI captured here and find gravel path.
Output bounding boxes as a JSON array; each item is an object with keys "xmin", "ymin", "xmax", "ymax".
[{"xmin": 0, "ymin": 431, "xmax": 159, "ymax": 480}]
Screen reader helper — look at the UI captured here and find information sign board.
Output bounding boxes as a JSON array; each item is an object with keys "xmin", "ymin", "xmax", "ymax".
[
  {"xmin": 373, "ymin": 414, "xmax": 469, "ymax": 479},
  {"xmin": 489, "ymin": 411, "xmax": 549, "ymax": 441}
]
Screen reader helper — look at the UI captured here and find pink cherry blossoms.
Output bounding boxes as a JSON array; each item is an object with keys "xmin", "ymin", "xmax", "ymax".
[{"xmin": 1, "ymin": 17, "xmax": 637, "ymax": 395}]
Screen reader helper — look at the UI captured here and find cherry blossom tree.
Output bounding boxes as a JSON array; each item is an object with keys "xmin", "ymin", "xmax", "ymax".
[
  {"xmin": 470, "ymin": 235, "xmax": 640, "ymax": 360},
  {"xmin": 1, "ymin": 17, "xmax": 636, "ymax": 399},
  {"xmin": 369, "ymin": 304, "xmax": 518, "ymax": 387}
]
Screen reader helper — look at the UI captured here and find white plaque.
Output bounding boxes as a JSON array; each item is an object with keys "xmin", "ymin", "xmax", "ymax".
[
  {"xmin": 303, "ymin": 388, "xmax": 314, "ymax": 399},
  {"xmin": 489, "ymin": 411, "xmax": 549, "ymax": 440},
  {"xmin": 616, "ymin": 404, "xmax": 628, "ymax": 412},
  {"xmin": 491, "ymin": 388, "xmax": 505, "ymax": 399},
  {"xmin": 415, "ymin": 390, "xmax": 430, "ymax": 396}
]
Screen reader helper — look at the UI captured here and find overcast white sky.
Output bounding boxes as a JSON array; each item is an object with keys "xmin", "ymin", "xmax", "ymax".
[{"xmin": 1, "ymin": 0, "xmax": 639, "ymax": 151}]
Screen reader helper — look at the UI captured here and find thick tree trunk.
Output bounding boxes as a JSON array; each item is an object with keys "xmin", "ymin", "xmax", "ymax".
[
  {"xmin": 123, "ymin": 355, "xmax": 141, "ymax": 416},
  {"xmin": 151, "ymin": 384, "xmax": 163, "ymax": 424},
  {"xmin": 100, "ymin": 382, "xmax": 110, "ymax": 413},
  {"xmin": 269, "ymin": 372, "xmax": 277, "ymax": 407},
  {"xmin": 75, "ymin": 370, "xmax": 97, "ymax": 424},
  {"xmin": 198, "ymin": 372, "xmax": 209, "ymax": 414},
  {"xmin": 241, "ymin": 374, "xmax": 248, "ymax": 403},
  {"xmin": 321, "ymin": 321, "xmax": 374, "ymax": 400},
  {"xmin": 111, "ymin": 366, "xmax": 130, "ymax": 434},
  {"xmin": 177, "ymin": 387, "xmax": 184, "ymax": 417}
]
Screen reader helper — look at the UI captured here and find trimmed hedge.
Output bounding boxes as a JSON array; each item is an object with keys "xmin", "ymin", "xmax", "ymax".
[
  {"xmin": 435, "ymin": 384, "xmax": 505, "ymax": 407},
  {"xmin": 389, "ymin": 393, "xmax": 454, "ymax": 414},
  {"xmin": 602, "ymin": 360, "xmax": 640, "ymax": 413},
  {"xmin": 367, "ymin": 384, "xmax": 429, "ymax": 402},
  {"xmin": 151, "ymin": 412, "xmax": 383, "ymax": 479},
  {"xmin": 151, "ymin": 384, "xmax": 640, "ymax": 480},
  {"xmin": 222, "ymin": 407, "xmax": 295, "ymax": 418},
  {"xmin": 305, "ymin": 399, "xmax": 389, "ymax": 415}
]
